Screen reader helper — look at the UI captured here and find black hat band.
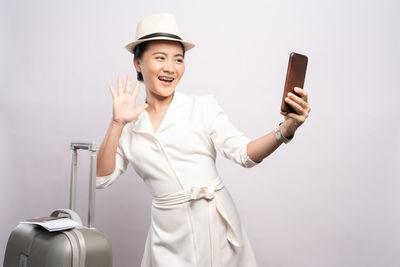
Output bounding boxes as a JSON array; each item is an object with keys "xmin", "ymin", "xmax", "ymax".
[{"xmin": 138, "ymin": 32, "xmax": 183, "ymax": 41}]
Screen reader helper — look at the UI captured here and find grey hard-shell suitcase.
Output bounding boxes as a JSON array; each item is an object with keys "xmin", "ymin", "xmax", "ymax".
[{"xmin": 3, "ymin": 143, "xmax": 112, "ymax": 267}]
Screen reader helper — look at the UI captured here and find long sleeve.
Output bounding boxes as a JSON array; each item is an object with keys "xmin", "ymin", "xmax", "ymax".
[
  {"xmin": 206, "ymin": 96, "xmax": 259, "ymax": 168},
  {"xmin": 96, "ymin": 144, "xmax": 129, "ymax": 189}
]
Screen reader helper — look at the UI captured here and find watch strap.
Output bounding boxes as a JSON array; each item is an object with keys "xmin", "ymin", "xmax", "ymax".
[{"xmin": 274, "ymin": 124, "xmax": 292, "ymax": 144}]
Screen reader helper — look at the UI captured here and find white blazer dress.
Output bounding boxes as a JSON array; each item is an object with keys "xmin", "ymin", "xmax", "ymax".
[{"xmin": 96, "ymin": 92, "xmax": 260, "ymax": 267}]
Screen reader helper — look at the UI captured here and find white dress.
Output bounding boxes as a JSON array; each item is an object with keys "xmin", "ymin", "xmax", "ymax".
[{"xmin": 96, "ymin": 92, "xmax": 259, "ymax": 267}]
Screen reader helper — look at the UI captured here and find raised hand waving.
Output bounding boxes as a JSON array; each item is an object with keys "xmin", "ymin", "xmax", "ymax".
[{"xmin": 109, "ymin": 75, "xmax": 148, "ymax": 126}]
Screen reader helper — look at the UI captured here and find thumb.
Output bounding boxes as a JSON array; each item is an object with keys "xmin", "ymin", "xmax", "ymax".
[{"xmin": 137, "ymin": 102, "xmax": 149, "ymax": 112}]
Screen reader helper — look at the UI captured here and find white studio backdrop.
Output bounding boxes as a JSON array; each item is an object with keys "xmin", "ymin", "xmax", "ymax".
[{"xmin": 1, "ymin": 0, "xmax": 400, "ymax": 266}]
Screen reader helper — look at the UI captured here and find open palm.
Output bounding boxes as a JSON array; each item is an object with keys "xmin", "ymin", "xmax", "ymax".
[{"xmin": 109, "ymin": 75, "xmax": 148, "ymax": 125}]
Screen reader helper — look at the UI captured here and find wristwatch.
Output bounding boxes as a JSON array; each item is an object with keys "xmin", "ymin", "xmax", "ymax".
[{"xmin": 274, "ymin": 124, "xmax": 292, "ymax": 144}]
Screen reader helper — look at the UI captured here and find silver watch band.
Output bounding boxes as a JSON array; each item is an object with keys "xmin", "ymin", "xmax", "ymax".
[{"xmin": 274, "ymin": 124, "xmax": 292, "ymax": 144}]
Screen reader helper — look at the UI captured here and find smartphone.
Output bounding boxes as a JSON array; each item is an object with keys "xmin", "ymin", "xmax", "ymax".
[{"xmin": 281, "ymin": 52, "xmax": 308, "ymax": 113}]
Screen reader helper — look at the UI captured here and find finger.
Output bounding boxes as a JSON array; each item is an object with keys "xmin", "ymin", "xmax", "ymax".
[
  {"xmin": 125, "ymin": 74, "xmax": 132, "ymax": 94},
  {"xmin": 294, "ymin": 87, "xmax": 308, "ymax": 102},
  {"xmin": 117, "ymin": 76, "xmax": 122, "ymax": 95},
  {"xmin": 287, "ymin": 92, "xmax": 309, "ymax": 111},
  {"xmin": 131, "ymin": 81, "xmax": 141, "ymax": 99},
  {"xmin": 285, "ymin": 96, "xmax": 305, "ymax": 115},
  {"xmin": 109, "ymin": 85, "xmax": 117, "ymax": 99}
]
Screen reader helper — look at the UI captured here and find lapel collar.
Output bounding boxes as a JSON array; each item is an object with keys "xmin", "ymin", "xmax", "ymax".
[
  {"xmin": 131, "ymin": 109, "xmax": 153, "ymax": 135},
  {"xmin": 131, "ymin": 92, "xmax": 189, "ymax": 135},
  {"xmin": 157, "ymin": 92, "xmax": 188, "ymax": 134}
]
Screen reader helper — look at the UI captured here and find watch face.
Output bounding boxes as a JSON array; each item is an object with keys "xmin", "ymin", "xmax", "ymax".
[
  {"xmin": 274, "ymin": 125, "xmax": 289, "ymax": 144},
  {"xmin": 274, "ymin": 126, "xmax": 281, "ymax": 141}
]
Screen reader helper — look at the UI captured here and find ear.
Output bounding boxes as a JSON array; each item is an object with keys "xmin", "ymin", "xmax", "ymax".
[{"xmin": 133, "ymin": 57, "xmax": 142, "ymax": 73}]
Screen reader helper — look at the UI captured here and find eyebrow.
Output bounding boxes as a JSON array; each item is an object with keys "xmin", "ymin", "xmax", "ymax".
[{"xmin": 151, "ymin": 52, "xmax": 184, "ymax": 57}]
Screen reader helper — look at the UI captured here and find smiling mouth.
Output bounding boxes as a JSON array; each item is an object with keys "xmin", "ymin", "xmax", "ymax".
[{"xmin": 158, "ymin": 76, "xmax": 174, "ymax": 83}]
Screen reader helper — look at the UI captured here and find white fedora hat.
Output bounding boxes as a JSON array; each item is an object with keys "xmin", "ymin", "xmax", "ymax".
[{"xmin": 125, "ymin": 13, "xmax": 195, "ymax": 54}]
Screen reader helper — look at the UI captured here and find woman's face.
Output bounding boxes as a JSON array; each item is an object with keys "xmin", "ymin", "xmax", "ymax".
[{"xmin": 134, "ymin": 40, "xmax": 185, "ymax": 101}]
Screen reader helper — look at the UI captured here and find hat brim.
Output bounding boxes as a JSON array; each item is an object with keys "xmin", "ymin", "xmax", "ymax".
[{"xmin": 125, "ymin": 37, "xmax": 195, "ymax": 54}]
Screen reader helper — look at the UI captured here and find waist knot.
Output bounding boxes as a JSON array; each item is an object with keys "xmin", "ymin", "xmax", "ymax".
[
  {"xmin": 152, "ymin": 176, "xmax": 224, "ymax": 206},
  {"xmin": 190, "ymin": 185, "xmax": 217, "ymax": 201}
]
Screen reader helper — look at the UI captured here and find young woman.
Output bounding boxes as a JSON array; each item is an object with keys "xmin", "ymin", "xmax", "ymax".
[{"xmin": 96, "ymin": 13, "xmax": 310, "ymax": 267}]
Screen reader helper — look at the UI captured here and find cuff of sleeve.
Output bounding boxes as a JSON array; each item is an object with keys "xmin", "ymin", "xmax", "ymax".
[
  {"xmin": 242, "ymin": 139, "xmax": 262, "ymax": 168},
  {"xmin": 243, "ymin": 153, "xmax": 261, "ymax": 168},
  {"xmin": 96, "ymin": 173, "xmax": 115, "ymax": 189}
]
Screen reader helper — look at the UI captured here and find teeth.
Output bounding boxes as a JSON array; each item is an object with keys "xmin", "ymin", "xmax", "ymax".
[{"xmin": 159, "ymin": 77, "xmax": 173, "ymax": 82}]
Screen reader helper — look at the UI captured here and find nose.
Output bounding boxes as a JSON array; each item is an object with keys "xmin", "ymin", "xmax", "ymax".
[{"xmin": 162, "ymin": 59, "xmax": 175, "ymax": 74}]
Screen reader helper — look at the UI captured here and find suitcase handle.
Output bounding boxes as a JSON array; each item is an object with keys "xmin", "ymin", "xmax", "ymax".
[
  {"xmin": 51, "ymin": 208, "xmax": 83, "ymax": 225},
  {"xmin": 69, "ymin": 142, "xmax": 99, "ymax": 228}
]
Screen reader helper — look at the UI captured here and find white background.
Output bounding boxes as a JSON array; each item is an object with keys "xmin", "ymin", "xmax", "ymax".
[{"xmin": 1, "ymin": 0, "xmax": 400, "ymax": 266}]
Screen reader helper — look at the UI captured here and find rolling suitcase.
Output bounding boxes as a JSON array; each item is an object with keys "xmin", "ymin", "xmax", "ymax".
[{"xmin": 3, "ymin": 142, "xmax": 112, "ymax": 267}]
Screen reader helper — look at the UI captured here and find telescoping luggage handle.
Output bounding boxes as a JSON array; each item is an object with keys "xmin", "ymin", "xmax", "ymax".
[{"xmin": 69, "ymin": 142, "xmax": 99, "ymax": 228}]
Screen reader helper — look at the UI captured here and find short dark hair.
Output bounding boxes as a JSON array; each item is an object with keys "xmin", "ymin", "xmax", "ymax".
[{"xmin": 133, "ymin": 41, "xmax": 186, "ymax": 82}]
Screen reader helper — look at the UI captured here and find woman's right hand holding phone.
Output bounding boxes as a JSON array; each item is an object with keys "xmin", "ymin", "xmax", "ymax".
[
  {"xmin": 109, "ymin": 74, "xmax": 148, "ymax": 126},
  {"xmin": 279, "ymin": 86, "xmax": 311, "ymax": 138}
]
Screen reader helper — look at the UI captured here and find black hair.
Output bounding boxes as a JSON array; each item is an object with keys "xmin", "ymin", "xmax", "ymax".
[{"xmin": 133, "ymin": 41, "xmax": 186, "ymax": 82}]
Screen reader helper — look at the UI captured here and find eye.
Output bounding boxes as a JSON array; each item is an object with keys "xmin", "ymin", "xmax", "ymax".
[
  {"xmin": 175, "ymin": 58, "xmax": 184, "ymax": 63},
  {"xmin": 155, "ymin": 56, "xmax": 165, "ymax": 61}
]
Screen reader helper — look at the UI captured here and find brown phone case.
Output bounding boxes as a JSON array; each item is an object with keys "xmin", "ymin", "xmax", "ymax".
[{"xmin": 281, "ymin": 52, "xmax": 308, "ymax": 113}]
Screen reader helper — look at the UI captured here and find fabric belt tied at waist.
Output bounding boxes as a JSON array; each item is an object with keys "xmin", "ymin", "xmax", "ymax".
[{"xmin": 152, "ymin": 177, "xmax": 242, "ymax": 256}]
